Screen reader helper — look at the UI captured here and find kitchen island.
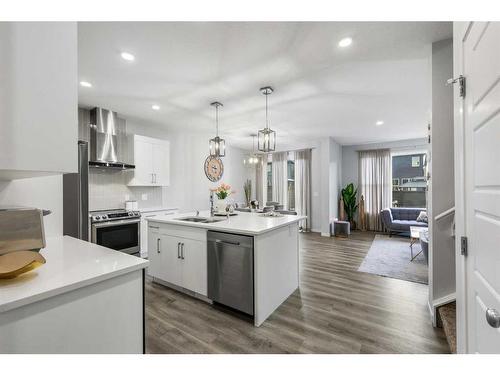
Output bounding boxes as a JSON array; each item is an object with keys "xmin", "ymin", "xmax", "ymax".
[
  {"xmin": 0, "ymin": 236, "xmax": 149, "ymax": 354},
  {"xmin": 146, "ymin": 211, "xmax": 305, "ymax": 326}
]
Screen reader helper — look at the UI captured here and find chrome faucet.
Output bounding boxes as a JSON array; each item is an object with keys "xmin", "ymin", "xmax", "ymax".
[
  {"xmin": 210, "ymin": 191, "xmax": 215, "ymax": 217},
  {"xmin": 195, "ymin": 210, "xmax": 200, "ymax": 217}
]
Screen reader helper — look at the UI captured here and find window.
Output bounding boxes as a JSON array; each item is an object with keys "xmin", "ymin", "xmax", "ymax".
[
  {"xmin": 392, "ymin": 153, "xmax": 426, "ymax": 207},
  {"xmin": 266, "ymin": 162, "xmax": 272, "ymax": 202},
  {"xmin": 287, "ymin": 160, "xmax": 295, "ymax": 210}
]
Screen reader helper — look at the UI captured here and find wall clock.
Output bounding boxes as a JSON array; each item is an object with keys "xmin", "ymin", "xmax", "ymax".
[{"xmin": 204, "ymin": 156, "xmax": 224, "ymax": 182}]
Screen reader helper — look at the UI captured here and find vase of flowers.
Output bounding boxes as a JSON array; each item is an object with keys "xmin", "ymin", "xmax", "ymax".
[{"xmin": 210, "ymin": 183, "xmax": 236, "ymax": 214}]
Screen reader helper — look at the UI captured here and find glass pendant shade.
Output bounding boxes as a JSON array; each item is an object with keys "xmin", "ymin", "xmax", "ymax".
[
  {"xmin": 209, "ymin": 136, "xmax": 225, "ymax": 157},
  {"xmin": 257, "ymin": 86, "xmax": 276, "ymax": 152},
  {"xmin": 258, "ymin": 128, "xmax": 276, "ymax": 153},
  {"xmin": 209, "ymin": 101, "xmax": 225, "ymax": 157}
]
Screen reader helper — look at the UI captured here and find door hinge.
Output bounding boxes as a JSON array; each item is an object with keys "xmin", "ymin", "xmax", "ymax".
[
  {"xmin": 461, "ymin": 236, "xmax": 468, "ymax": 256},
  {"xmin": 447, "ymin": 75, "xmax": 466, "ymax": 98}
]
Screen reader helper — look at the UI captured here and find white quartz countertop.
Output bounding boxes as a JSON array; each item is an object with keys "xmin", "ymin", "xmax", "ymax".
[
  {"xmin": 145, "ymin": 210, "xmax": 306, "ymax": 235},
  {"xmin": 0, "ymin": 236, "xmax": 148, "ymax": 313},
  {"xmin": 139, "ymin": 207, "xmax": 178, "ymax": 213}
]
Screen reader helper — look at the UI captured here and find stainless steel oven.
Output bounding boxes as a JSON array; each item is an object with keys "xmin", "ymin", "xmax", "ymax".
[{"xmin": 90, "ymin": 210, "xmax": 141, "ymax": 256}]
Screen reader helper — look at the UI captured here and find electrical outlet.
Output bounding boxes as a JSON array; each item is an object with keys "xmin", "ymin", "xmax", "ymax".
[{"xmin": 141, "ymin": 194, "xmax": 148, "ymax": 201}]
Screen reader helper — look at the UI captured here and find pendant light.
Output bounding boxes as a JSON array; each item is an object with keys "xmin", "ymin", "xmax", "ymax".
[
  {"xmin": 244, "ymin": 135, "xmax": 259, "ymax": 165},
  {"xmin": 209, "ymin": 101, "xmax": 225, "ymax": 157},
  {"xmin": 258, "ymin": 86, "xmax": 276, "ymax": 152}
]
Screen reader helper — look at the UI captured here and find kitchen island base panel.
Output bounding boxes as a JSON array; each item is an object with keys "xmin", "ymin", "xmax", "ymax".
[
  {"xmin": 0, "ymin": 270, "xmax": 144, "ymax": 354},
  {"xmin": 151, "ymin": 277, "xmax": 212, "ymax": 304},
  {"xmin": 254, "ymin": 223, "xmax": 299, "ymax": 327}
]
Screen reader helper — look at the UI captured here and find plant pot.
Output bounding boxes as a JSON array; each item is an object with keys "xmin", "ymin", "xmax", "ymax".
[{"xmin": 216, "ymin": 198, "xmax": 227, "ymax": 214}]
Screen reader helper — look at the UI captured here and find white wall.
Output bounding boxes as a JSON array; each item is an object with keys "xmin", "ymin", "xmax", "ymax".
[
  {"xmin": 0, "ymin": 176, "xmax": 64, "ymax": 237},
  {"xmin": 127, "ymin": 119, "xmax": 248, "ymax": 213},
  {"xmin": 428, "ymin": 38, "xmax": 455, "ymax": 313}
]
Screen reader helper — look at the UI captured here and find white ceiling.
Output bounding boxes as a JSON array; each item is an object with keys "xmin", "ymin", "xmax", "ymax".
[{"xmin": 78, "ymin": 22, "xmax": 452, "ymax": 150}]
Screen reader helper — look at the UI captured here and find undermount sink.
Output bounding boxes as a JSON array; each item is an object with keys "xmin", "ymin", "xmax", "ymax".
[{"xmin": 175, "ymin": 216, "xmax": 227, "ymax": 224}]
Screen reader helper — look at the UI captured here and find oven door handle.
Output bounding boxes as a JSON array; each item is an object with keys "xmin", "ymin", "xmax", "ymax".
[{"xmin": 92, "ymin": 218, "xmax": 141, "ymax": 228}]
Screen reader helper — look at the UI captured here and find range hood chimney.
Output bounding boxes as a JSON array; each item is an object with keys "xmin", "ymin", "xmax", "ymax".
[{"xmin": 89, "ymin": 108, "xmax": 135, "ymax": 170}]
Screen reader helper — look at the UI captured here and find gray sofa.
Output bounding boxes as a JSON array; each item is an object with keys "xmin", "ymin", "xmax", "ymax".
[{"xmin": 380, "ymin": 207, "xmax": 427, "ymax": 236}]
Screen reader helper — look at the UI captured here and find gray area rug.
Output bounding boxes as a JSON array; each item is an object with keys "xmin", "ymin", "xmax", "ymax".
[{"xmin": 358, "ymin": 234, "xmax": 428, "ymax": 284}]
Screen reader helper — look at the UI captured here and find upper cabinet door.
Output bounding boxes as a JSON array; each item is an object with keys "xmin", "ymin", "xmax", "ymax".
[
  {"xmin": 128, "ymin": 135, "xmax": 169, "ymax": 186},
  {"xmin": 0, "ymin": 23, "xmax": 78, "ymax": 180},
  {"xmin": 152, "ymin": 142, "xmax": 170, "ymax": 186},
  {"xmin": 133, "ymin": 139, "xmax": 154, "ymax": 185}
]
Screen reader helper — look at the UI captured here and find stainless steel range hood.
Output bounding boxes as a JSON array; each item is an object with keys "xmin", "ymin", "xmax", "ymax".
[{"xmin": 89, "ymin": 108, "xmax": 135, "ymax": 169}]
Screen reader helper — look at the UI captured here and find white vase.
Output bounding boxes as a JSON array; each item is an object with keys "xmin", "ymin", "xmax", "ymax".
[{"xmin": 216, "ymin": 198, "xmax": 227, "ymax": 214}]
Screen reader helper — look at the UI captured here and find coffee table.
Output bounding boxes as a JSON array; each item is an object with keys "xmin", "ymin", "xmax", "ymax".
[{"xmin": 409, "ymin": 226, "xmax": 425, "ymax": 261}]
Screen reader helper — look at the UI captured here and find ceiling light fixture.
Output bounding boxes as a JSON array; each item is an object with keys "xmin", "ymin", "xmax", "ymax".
[
  {"xmin": 209, "ymin": 101, "xmax": 226, "ymax": 157},
  {"xmin": 338, "ymin": 37, "xmax": 353, "ymax": 48},
  {"xmin": 152, "ymin": 104, "xmax": 160, "ymax": 111},
  {"xmin": 258, "ymin": 86, "xmax": 276, "ymax": 153},
  {"xmin": 121, "ymin": 52, "xmax": 135, "ymax": 61},
  {"xmin": 80, "ymin": 81, "xmax": 92, "ymax": 88},
  {"xmin": 376, "ymin": 120, "xmax": 384, "ymax": 126}
]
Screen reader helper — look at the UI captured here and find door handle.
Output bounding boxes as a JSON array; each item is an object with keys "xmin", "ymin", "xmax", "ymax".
[
  {"xmin": 486, "ymin": 308, "xmax": 500, "ymax": 328},
  {"xmin": 157, "ymin": 238, "xmax": 161, "ymax": 253},
  {"xmin": 181, "ymin": 243, "xmax": 185, "ymax": 259},
  {"xmin": 177, "ymin": 242, "xmax": 180, "ymax": 259}
]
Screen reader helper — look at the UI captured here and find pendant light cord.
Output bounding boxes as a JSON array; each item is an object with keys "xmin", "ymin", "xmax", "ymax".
[
  {"xmin": 265, "ymin": 93, "xmax": 269, "ymax": 130},
  {"xmin": 215, "ymin": 104, "xmax": 219, "ymax": 137}
]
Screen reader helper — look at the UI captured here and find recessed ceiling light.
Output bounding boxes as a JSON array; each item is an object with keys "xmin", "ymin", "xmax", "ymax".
[
  {"xmin": 121, "ymin": 52, "xmax": 135, "ymax": 61},
  {"xmin": 152, "ymin": 104, "xmax": 160, "ymax": 111},
  {"xmin": 80, "ymin": 81, "xmax": 92, "ymax": 88},
  {"xmin": 376, "ymin": 120, "xmax": 384, "ymax": 126},
  {"xmin": 338, "ymin": 37, "xmax": 353, "ymax": 48}
]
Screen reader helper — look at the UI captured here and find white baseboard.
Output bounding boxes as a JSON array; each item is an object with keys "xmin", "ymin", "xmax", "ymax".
[{"xmin": 321, "ymin": 232, "xmax": 331, "ymax": 237}]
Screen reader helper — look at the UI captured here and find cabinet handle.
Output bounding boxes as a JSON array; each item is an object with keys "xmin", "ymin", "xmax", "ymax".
[
  {"xmin": 177, "ymin": 242, "xmax": 181, "ymax": 259},
  {"xmin": 181, "ymin": 243, "xmax": 185, "ymax": 259},
  {"xmin": 157, "ymin": 238, "xmax": 161, "ymax": 253}
]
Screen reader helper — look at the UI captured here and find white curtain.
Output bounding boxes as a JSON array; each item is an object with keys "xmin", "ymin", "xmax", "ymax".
[
  {"xmin": 359, "ymin": 149, "xmax": 392, "ymax": 231},
  {"xmin": 272, "ymin": 152, "xmax": 288, "ymax": 205},
  {"xmin": 295, "ymin": 149, "xmax": 312, "ymax": 231},
  {"xmin": 255, "ymin": 155, "xmax": 265, "ymax": 207}
]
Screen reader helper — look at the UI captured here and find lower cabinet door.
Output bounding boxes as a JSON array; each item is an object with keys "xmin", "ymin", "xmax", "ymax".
[
  {"xmin": 147, "ymin": 230, "xmax": 162, "ymax": 278},
  {"xmin": 161, "ymin": 234, "xmax": 183, "ymax": 286},
  {"xmin": 181, "ymin": 238, "xmax": 207, "ymax": 296}
]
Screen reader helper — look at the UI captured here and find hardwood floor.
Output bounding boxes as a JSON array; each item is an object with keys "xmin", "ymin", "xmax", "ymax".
[{"xmin": 145, "ymin": 231, "xmax": 450, "ymax": 354}]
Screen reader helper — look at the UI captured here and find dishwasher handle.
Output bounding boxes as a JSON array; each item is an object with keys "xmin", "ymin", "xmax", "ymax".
[{"xmin": 215, "ymin": 239, "xmax": 240, "ymax": 246}]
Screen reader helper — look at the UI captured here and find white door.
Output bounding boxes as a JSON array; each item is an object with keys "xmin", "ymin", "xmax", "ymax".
[
  {"xmin": 134, "ymin": 139, "xmax": 154, "ymax": 185},
  {"xmin": 152, "ymin": 142, "xmax": 169, "ymax": 186},
  {"xmin": 181, "ymin": 238, "xmax": 207, "ymax": 296},
  {"xmin": 459, "ymin": 21, "xmax": 500, "ymax": 353}
]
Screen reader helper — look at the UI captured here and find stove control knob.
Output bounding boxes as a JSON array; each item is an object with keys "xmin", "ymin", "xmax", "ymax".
[
  {"xmin": 102, "ymin": 215, "xmax": 108, "ymax": 220},
  {"xmin": 95, "ymin": 216, "xmax": 101, "ymax": 221}
]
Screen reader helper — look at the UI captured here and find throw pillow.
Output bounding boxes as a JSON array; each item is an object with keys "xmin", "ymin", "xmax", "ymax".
[{"xmin": 417, "ymin": 211, "xmax": 428, "ymax": 223}]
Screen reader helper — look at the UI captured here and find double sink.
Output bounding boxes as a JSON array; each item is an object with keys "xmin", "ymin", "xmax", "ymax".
[{"xmin": 175, "ymin": 216, "xmax": 227, "ymax": 224}]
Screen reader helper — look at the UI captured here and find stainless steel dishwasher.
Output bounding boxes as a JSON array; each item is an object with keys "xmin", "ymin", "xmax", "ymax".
[{"xmin": 207, "ymin": 231, "xmax": 254, "ymax": 316}]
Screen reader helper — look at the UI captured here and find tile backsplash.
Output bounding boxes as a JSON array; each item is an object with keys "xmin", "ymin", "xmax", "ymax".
[{"xmin": 89, "ymin": 169, "xmax": 163, "ymax": 211}]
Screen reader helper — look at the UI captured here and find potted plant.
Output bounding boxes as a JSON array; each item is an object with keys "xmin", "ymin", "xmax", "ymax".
[
  {"xmin": 341, "ymin": 183, "xmax": 358, "ymax": 229},
  {"xmin": 210, "ymin": 183, "xmax": 236, "ymax": 213},
  {"xmin": 243, "ymin": 179, "xmax": 252, "ymax": 208}
]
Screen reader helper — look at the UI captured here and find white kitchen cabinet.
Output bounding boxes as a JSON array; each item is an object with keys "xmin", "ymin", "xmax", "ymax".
[
  {"xmin": 0, "ymin": 22, "xmax": 78, "ymax": 180},
  {"xmin": 128, "ymin": 135, "xmax": 169, "ymax": 186},
  {"xmin": 140, "ymin": 209, "xmax": 178, "ymax": 257},
  {"xmin": 180, "ymin": 238, "xmax": 208, "ymax": 296},
  {"xmin": 147, "ymin": 223, "xmax": 207, "ymax": 297}
]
